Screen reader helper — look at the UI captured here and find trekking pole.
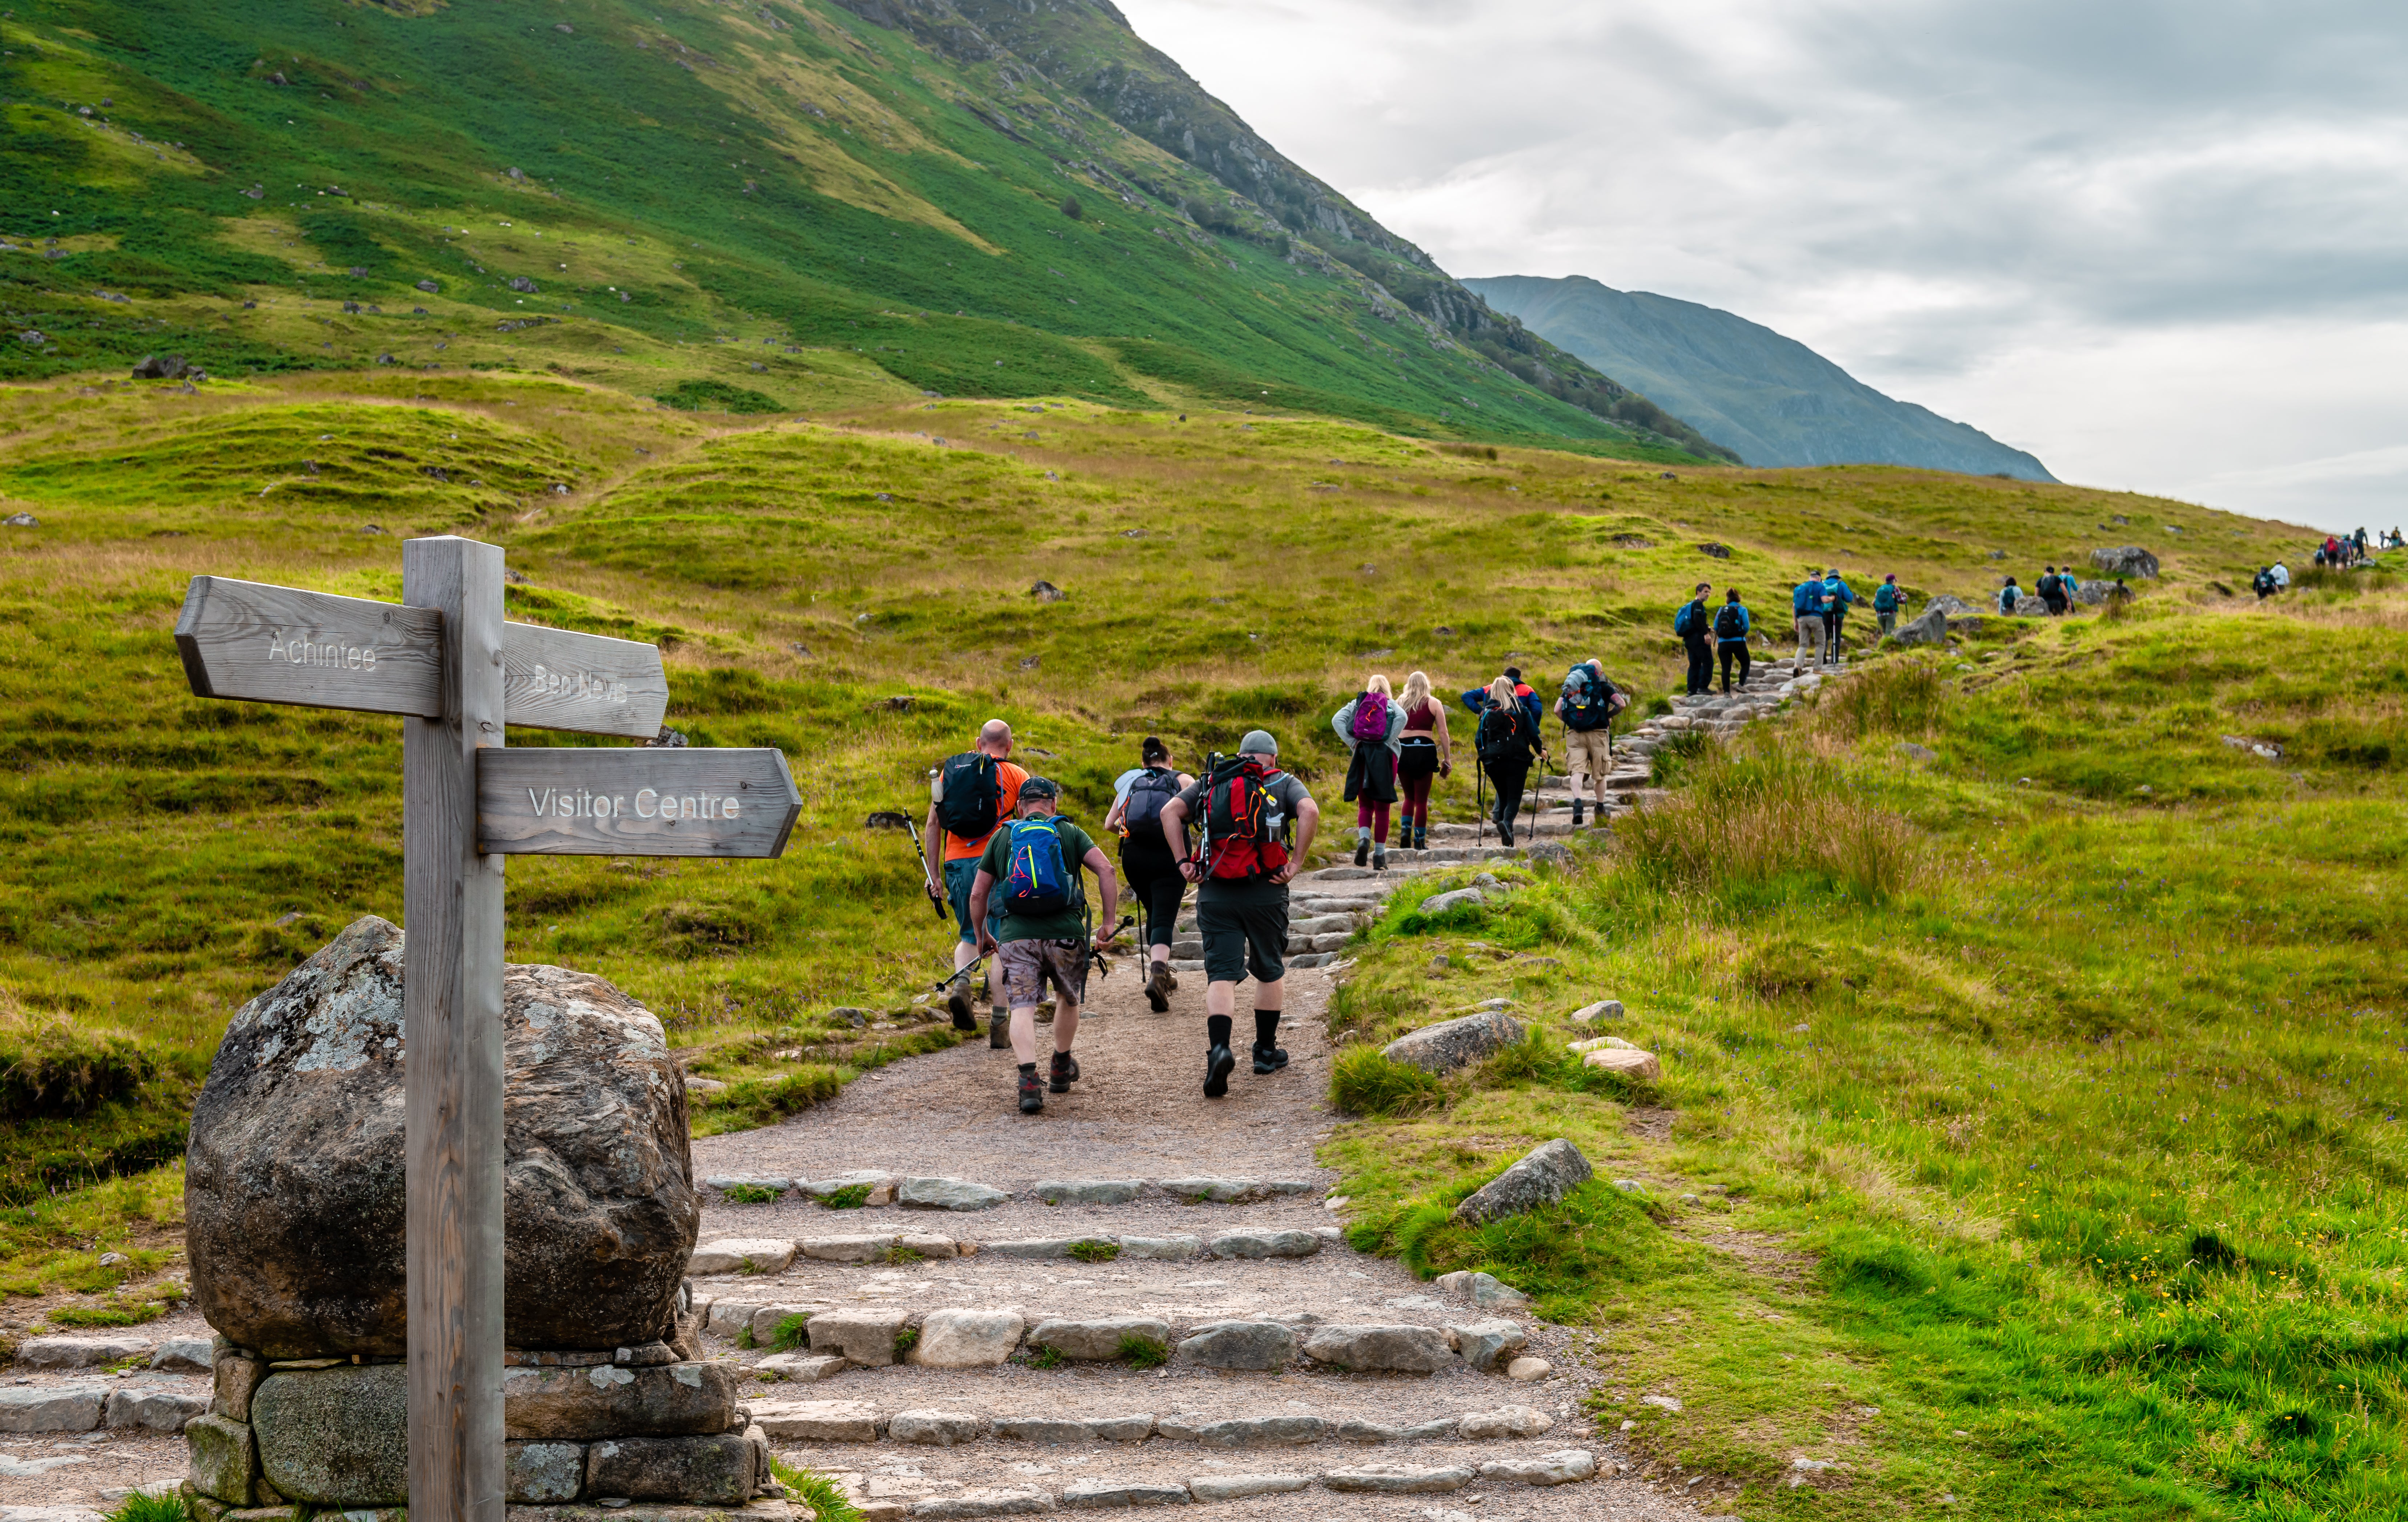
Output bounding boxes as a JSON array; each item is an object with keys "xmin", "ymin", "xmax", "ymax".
[
  {"xmin": 903, "ymin": 818, "xmax": 948, "ymax": 921},
  {"xmin": 927, "ymin": 947, "xmax": 997, "ymax": 998},
  {"xmin": 1476, "ymin": 756, "xmax": 1486, "ymax": 848}
]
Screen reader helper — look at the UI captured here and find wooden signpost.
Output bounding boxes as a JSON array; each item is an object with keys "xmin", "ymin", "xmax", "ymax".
[{"xmin": 176, "ymin": 537, "xmax": 800, "ymax": 1522}]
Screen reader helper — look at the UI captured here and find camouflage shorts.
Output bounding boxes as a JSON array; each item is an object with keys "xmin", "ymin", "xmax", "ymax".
[{"xmin": 998, "ymin": 937, "xmax": 1088, "ymax": 1008}]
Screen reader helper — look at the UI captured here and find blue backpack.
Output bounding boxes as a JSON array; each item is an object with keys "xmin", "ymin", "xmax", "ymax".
[{"xmin": 1003, "ymin": 818, "xmax": 1072, "ymax": 913}]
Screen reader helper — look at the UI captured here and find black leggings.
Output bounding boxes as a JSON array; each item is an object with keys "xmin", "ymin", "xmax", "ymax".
[
  {"xmin": 1485, "ymin": 761, "xmax": 1530, "ymax": 833},
  {"xmin": 1121, "ymin": 847, "xmax": 1187, "ymax": 951},
  {"xmin": 1719, "ymin": 642, "xmax": 1750, "ymax": 690}
]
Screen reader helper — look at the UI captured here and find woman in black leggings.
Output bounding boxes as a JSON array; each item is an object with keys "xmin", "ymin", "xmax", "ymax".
[{"xmin": 1103, "ymin": 736, "xmax": 1195, "ymax": 1012}]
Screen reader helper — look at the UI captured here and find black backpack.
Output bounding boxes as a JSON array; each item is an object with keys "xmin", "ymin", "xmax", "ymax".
[
  {"xmin": 934, "ymin": 752, "xmax": 1003, "ymax": 839},
  {"xmin": 1476, "ymin": 705, "xmax": 1522, "ymax": 761},
  {"xmin": 1560, "ymin": 665, "xmax": 1612, "ymax": 732},
  {"xmin": 2038, "ymin": 573, "xmax": 2060, "ymax": 599},
  {"xmin": 1123, "ymin": 767, "xmax": 1180, "ymax": 836},
  {"xmin": 1713, "ymin": 603, "xmax": 1746, "ymax": 640}
]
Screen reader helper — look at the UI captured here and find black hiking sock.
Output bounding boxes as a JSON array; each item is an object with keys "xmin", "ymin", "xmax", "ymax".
[
  {"xmin": 1208, "ymin": 1014, "xmax": 1233, "ymax": 1049},
  {"xmin": 1254, "ymin": 1010, "xmax": 1280, "ymax": 1051},
  {"xmin": 1018, "ymin": 1062, "xmax": 1037, "ymax": 1078}
]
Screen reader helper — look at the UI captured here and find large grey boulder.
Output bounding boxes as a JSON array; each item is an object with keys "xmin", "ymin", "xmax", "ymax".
[
  {"xmin": 1381, "ymin": 1010, "xmax": 1524, "ymax": 1074},
  {"xmin": 253, "ymin": 1363, "xmax": 409, "ymax": 1505},
  {"xmin": 1925, "ymin": 594, "xmax": 1978, "ymax": 616},
  {"xmin": 1886, "ymin": 605, "xmax": 1950, "ymax": 647},
  {"xmin": 1300, "ymin": 1325, "xmax": 1457, "ymax": 1373},
  {"xmin": 2072, "ymin": 577, "xmax": 2134, "ymax": 606},
  {"xmin": 1176, "ymin": 1321, "xmax": 1296, "ymax": 1370},
  {"xmin": 0, "ymin": 1382, "xmax": 105, "ymax": 1433},
  {"xmin": 1451, "ymin": 1139, "xmax": 1593, "ymax": 1226},
  {"xmin": 186, "ymin": 916, "xmax": 700, "ymax": 1358},
  {"xmin": 586, "ymin": 1434, "xmax": 755, "ymax": 1506},
  {"xmin": 2090, "ymin": 545, "xmax": 2159, "ymax": 579},
  {"xmin": 185, "ymin": 1413, "xmax": 257, "ymax": 1503}
]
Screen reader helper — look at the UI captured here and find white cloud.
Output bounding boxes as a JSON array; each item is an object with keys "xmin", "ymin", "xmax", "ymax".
[{"xmin": 1113, "ymin": 0, "xmax": 2408, "ymax": 528}]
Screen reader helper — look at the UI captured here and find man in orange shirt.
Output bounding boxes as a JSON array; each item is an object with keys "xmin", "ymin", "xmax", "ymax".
[{"xmin": 925, "ymin": 719, "xmax": 1028, "ymax": 1031}]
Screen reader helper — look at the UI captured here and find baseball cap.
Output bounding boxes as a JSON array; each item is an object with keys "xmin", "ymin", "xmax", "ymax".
[{"xmin": 1018, "ymin": 776, "xmax": 1060, "ymax": 800}]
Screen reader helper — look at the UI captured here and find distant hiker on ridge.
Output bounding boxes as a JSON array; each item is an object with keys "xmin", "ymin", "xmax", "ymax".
[
  {"xmin": 1675, "ymin": 583, "xmax": 1714, "ymax": 695},
  {"xmin": 1714, "ymin": 589, "xmax": 1753, "ymax": 693},
  {"xmin": 1872, "ymin": 574, "xmax": 1902, "ymax": 637},
  {"xmin": 1792, "ymin": 571, "xmax": 1829, "ymax": 667}
]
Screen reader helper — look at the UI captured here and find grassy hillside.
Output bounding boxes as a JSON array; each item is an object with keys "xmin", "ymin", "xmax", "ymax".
[
  {"xmin": 0, "ymin": 0, "xmax": 1723, "ymax": 460},
  {"xmin": 0, "ymin": 351, "xmax": 2395, "ymax": 1513}
]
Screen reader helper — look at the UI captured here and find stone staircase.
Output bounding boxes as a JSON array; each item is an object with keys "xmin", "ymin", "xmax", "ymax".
[{"xmin": 679, "ymin": 919, "xmax": 1706, "ymax": 1522}]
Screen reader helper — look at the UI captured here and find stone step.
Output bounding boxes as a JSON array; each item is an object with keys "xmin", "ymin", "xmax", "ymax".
[{"xmin": 801, "ymin": 1438, "xmax": 1607, "ymax": 1519}]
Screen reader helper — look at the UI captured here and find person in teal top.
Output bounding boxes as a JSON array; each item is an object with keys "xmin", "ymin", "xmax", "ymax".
[
  {"xmin": 968, "ymin": 776, "xmax": 1119, "ymax": 1116},
  {"xmin": 1872, "ymin": 574, "xmax": 1902, "ymax": 636},
  {"xmin": 1820, "ymin": 569, "xmax": 1855, "ymax": 666}
]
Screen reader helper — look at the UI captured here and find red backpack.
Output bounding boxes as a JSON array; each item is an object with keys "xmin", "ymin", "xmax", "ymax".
[{"xmin": 1200, "ymin": 754, "xmax": 1290, "ymax": 881}]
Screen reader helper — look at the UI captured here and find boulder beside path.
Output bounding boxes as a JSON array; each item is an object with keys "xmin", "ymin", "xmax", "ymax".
[
  {"xmin": 1450, "ymin": 1139, "xmax": 1594, "ymax": 1227},
  {"xmin": 185, "ymin": 915, "xmax": 701, "ymax": 1358}
]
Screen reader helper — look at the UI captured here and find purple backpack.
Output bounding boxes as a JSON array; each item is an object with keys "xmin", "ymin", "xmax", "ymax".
[{"xmin": 1349, "ymin": 691, "xmax": 1390, "ymax": 742}]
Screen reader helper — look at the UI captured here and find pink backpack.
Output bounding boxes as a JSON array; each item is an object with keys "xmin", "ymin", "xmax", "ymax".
[{"xmin": 1349, "ymin": 691, "xmax": 1390, "ymax": 742}]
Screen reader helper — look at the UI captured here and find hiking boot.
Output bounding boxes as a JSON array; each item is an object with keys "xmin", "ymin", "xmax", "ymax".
[
  {"xmin": 1499, "ymin": 822, "xmax": 1515, "ymax": 847},
  {"xmin": 1018, "ymin": 1068, "xmax": 1044, "ymax": 1115},
  {"xmin": 1252, "ymin": 1043, "xmax": 1289, "ymax": 1075},
  {"xmin": 1145, "ymin": 961, "xmax": 1172, "ymax": 1013},
  {"xmin": 1372, "ymin": 845, "xmax": 1386, "ymax": 872},
  {"xmin": 1571, "ymin": 799, "xmax": 1585, "ymax": 828},
  {"xmin": 1050, "ymin": 1051, "xmax": 1080, "ymax": 1093},
  {"xmin": 989, "ymin": 1010, "xmax": 1011, "ymax": 1049},
  {"xmin": 1415, "ymin": 823, "xmax": 1429, "ymax": 851},
  {"xmin": 1203, "ymin": 1043, "xmax": 1236, "ymax": 1099},
  {"xmin": 944, "ymin": 972, "xmax": 976, "ymax": 1031},
  {"xmin": 1353, "ymin": 837, "xmax": 1370, "ymax": 867}
]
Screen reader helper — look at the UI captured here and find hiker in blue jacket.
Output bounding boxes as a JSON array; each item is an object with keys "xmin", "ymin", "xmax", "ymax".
[
  {"xmin": 1674, "ymin": 583, "xmax": 1714, "ymax": 695},
  {"xmin": 1460, "ymin": 669, "xmax": 1543, "ymax": 733},
  {"xmin": 1820, "ymin": 569, "xmax": 1855, "ymax": 666},
  {"xmin": 1712, "ymin": 589, "xmax": 1752, "ymax": 693},
  {"xmin": 1791, "ymin": 573, "xmax": 1828, "ymax": 667}
]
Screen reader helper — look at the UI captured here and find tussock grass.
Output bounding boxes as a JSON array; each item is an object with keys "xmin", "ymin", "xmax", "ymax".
[
  {"xmin": 1612, "ymin": 746, "xmax": 1921, "ymax": 904},
  {"xmin": 1329, "ymin": 1046, "xmax": 1446, "ymax": 1118}
]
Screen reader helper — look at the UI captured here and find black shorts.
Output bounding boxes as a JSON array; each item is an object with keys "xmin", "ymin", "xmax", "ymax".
[{"xmin": 1196, "ymin": 881, "xmax": 1289, "ymax": 986}]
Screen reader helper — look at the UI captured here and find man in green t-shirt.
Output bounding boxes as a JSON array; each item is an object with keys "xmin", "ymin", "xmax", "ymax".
[{"xmin": 968, "ymin": 776, "xmax": 1120, "ymax": 1115}]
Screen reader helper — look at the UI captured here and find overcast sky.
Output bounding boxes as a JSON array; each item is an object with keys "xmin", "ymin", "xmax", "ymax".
[{"xmin": 1112, "ymin": 0, "xmax": 2408, "ymax": 529}]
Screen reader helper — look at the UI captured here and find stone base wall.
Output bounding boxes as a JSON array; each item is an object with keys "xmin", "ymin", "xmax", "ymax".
[{"xmin": 184, "ymin": 1328, "xmax": 781, "ymax": 1515}]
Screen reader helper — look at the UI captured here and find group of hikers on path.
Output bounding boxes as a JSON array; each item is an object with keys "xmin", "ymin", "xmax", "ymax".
[
  {"xmin": 922, "ymin": 719, "xmax": 1318, "ymax": 1117},
  {"xmin": 914, "ymin": 655, "xmax": 1635, "ymax": 1116},
  {"xmin": 1674, "ymin": 569, "xmax": 1883, "ymax": 694}
]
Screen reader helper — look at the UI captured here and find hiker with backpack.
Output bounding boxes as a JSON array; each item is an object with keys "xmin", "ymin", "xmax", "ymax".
[
  {"xmin": 1332, "ymin": 675, "xmax": 1406, "ymax": 871},
  {"xmin": 1792, "ymin": 573, "xmax": 1828, "ymax": 666},
  {"xmin": 1713, "ymin": 589, "xmax": 1753, "ymax": 692},
  {"xmin": 1674, "ymin": 584, "xmax": 1714, "ymax": 695},
  {"xmin": 924, "ymin": 720, "xmax": 1030, "ymax": 1032},
  {"xmin": 1820, "ymin": 569, "xmax": 1855, "ymax": 664},
  {"xmin": 1555, "ymin": 658, "xmax": 1624, "ymax": 828},
  {"xmin": 1102, "ymin": 737, "xmax": 1194, "ymax": 1013},
  {"xmin": 966, "ymin": 777, "xmax": 1120, "ymax": 1116},
  {"xmin": 2039, "ymin": 567, "xmax": 2069, "ymax": 616},
  {"xmin": 1872, "ymin": 575, "xmax": 1902, "ymax": 636},
  {"xmin": 2253, "ymin": 567, "xmax": 2277, "ymax": 600},
  {"xmin": 1474, "ymin": 675, "xmax": 1545, "ymax": 847},
  {"xmin": 1998, "ymin": 577, "xmax": 2022, "ymax": 613},
  {"xmin": 1394, "ymin": 671, "xmax": 1452, "ymax": 852},
  {"xmin": 1157, "ymin": 732, "xmax": 1320, "ymax": 1098}
]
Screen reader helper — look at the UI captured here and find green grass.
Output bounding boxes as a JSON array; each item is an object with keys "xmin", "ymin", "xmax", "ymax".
[
  {"xmin": 103, "ymin": 1493, "xmax": 190, "ymax": 1522},
  {"xmin": 818, "ymin": 1183, "xmax": 873, "ymax": 1211},
  {"xmin": 1319, "ymin": 604, "xmax": 2408, "ymax": 1519},
  {"xmin": 1117, "ymin": 1332, "xmax": 1169, "ymax": 1369},
  {"xmin": 721, "ymin": 1183, "xmax": 783, "ymax": 1205},
  {"xmin": 892, "ymin": 1324, "xmax": 920, "ymax": 1358},
  {"xmin": 771, "ymin": 1312, "xmax": 813, "ymax": 1353},
  {"xmin": 768, "ymin": 1460, "xmax": 864, "ymax": 1522},
  {"xmin": 1067, "ymin": 1239, "xmax": 1120, "ymax": 1264}
]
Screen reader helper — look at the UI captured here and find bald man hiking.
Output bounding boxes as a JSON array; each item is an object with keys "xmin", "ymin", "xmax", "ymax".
[
  {"xmin": 1156, "ymin": 730, "xmax": 1320, "ymax": 1098},
  {"xmin": 925, "ymin": 719, "xmax": 1028, "ymax": 1035}
]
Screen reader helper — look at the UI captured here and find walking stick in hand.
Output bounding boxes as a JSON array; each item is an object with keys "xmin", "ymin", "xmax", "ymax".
[{"xmin": 904, "ymin": 818, "xmax": 948, "ymax": 921}]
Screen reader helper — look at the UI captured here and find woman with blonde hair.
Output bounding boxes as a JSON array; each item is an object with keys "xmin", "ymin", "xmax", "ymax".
[
  {"xmin": 1331, "ymin": 672, "xmax": 1405, "ymax": 870},
  {"xmin": 1393, "ymin": 670, "xmax": 1450, "ymax": 852},
  {"xmin": 1473, "ymin": 673, "xmax": 1545, "ymax": 847}
]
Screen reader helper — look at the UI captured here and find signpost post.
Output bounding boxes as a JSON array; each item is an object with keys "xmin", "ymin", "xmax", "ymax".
[{"xmin": 174, "ymin": 536, "xmax": 799, "ymax": 1522}]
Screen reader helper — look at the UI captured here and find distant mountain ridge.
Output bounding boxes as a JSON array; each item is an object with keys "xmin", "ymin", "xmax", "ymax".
[{"xmin": 1465, "ymin": 275, "xmax": 2054, "ymax": 480}]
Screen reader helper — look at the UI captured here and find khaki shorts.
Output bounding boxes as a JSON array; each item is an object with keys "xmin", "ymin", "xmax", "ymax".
[
  {"xmin": 998, "ymin": 937, "xmax": 1088, "ymax": 1008},
  {"xmin": 1563, "ymin": 728, "xmax": 1613, "ymax": 782}
]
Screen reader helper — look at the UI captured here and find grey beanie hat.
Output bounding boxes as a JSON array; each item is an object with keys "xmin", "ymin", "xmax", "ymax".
[{"xmin": 1239, "ymin": 729, "xmax": 1278, "ymax": 757}]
